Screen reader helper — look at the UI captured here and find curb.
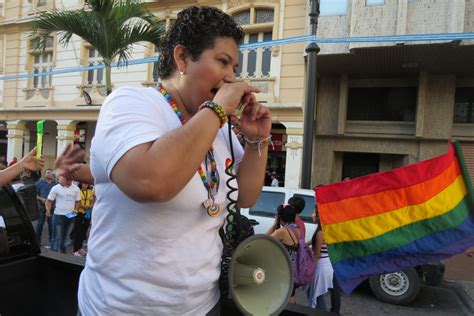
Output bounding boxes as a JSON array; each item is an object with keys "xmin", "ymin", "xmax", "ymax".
[{"xmin": 440, "ymin": 280, "xmax": 474, "ymax": 314}]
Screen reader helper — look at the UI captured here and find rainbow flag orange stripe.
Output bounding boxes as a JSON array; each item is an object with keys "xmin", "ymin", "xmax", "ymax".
[{"xmin": 315, "ymin": 141, "xmax": 474, "ymax": 294}]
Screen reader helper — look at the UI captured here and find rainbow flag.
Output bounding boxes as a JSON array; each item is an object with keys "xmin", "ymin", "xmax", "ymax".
[{"xmin": 315, "ymin": 141, "xmax": 474, "ymax": 294}]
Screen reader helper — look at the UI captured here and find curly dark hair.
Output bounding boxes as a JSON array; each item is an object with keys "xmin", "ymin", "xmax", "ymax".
[{"xmin": 157, "ymin": 6, "xmax": 244, "ymax": 79}]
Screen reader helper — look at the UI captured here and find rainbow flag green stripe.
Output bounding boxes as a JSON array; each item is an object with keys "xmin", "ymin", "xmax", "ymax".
[
  {"xmin": 328, "ymin": 195, "xmax": 471, "ymax": 263},
  {"xmin": 315, "ymin": 141, "xmax": 474, "ymax": 295}
]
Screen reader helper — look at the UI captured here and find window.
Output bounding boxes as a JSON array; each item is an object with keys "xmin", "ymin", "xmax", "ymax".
[
  {"xmin": 454, "ymin": 88, "xmax": 474, "ymax": 123},
  {"xmin": 342, "ymin": 153, "xmax": 380, "ymax": 180},
  {"xmin": 249, "ymin": 191, "xmax": 285, "ymax": 218},
  {"xmin": 366, "ymin": 0, "xmax": 385, "ymax": 5},
  {"xmin": 0, "ymin": 188, "xmax": 35, "ymax": 261},
  {"xmin": 347, "ymin": 87, "xmax": 417, "ymax": 121},
  {"xmin": 320, "ymin": 0, "xmax": 347, "ymax": 16},
  {"xmin": 29, "ymin": 36, "xmax": 54, "ymax": 89},
  {"xmin": 233, "ymin": 8, "xmax": 274, "ymax": 79},
  {"xmin": 292, "ymin": 194, "xmax": 316, "ymax": 224},
  {"xmin": 86, "ymin": 48, "xmax": 103, "ymax": 85}
]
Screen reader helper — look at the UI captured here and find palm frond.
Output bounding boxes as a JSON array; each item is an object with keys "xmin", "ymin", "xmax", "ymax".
[{"xmin": 31, "ymin": 0, "xmax": 165, "ymax": 94}]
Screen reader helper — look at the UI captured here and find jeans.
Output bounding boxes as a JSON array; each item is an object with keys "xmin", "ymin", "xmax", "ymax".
[
  {"xmin": 51, "ymin": 214, "xmax": 74, "ymax": 253},
  {"xmin": 36, "ymin": 204, "xmax": 52, "ymax": 245},
  {"xmin": 316, "ymin": 273, "xmax": 342, "ymax": 313},
  {"xmin": 73, "ymin": 212, "xmax": 90, "ymax": 252}
]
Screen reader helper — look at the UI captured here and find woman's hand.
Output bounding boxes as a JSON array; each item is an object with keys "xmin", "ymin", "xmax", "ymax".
[
  {"xmin": 19, "ymin": 147, "xmax": 44, "ymax": 172},
  {"xmin": 213, "ymin": 82, "xmax": 260, "ymax": 115},
  {"xmin": 233, "ymin": 93, "xmax": 271, "ymax": 139},
  {"xmin": 55, "ymin": 144, "xmax": 85, "ymax": 181}
]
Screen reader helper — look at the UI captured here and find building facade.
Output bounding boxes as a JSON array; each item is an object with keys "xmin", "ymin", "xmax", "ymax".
[
  {"xmin": 312, "ymin": 0, "xmax": 474, "ymax": 185},
  {"xmin": 0, "ymin": 0, "xmax": 473, "ymax": 188},
  {"xmin": 0, "ymin": 0, "xmax": 308, "ymax": 187}
]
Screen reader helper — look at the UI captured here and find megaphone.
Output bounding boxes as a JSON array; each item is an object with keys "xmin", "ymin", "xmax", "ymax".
[{"xmin": 228, "ymin": 234, "xmax": 293, "ymax": 316}]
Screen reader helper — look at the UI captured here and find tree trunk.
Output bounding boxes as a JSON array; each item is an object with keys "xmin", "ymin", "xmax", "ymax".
[{"xmin": 105, "ymin": 63, "xmax": 112, "ymax": 95}]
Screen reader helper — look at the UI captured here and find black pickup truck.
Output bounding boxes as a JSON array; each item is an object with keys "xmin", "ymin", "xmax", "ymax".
[{"xmin": 0, "ymin": 185, "xmax": 84, "ymax": 316}]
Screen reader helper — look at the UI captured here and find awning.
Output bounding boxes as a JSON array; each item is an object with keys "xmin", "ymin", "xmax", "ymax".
[{"xmin": 317, "ymin": 42, "xmax": 474, "ymax": 76}]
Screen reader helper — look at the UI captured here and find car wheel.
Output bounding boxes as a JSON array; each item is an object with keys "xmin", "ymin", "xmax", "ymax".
[{"xmin": 369, "ymin": 268, "xmax": 420, "ymax": 305}]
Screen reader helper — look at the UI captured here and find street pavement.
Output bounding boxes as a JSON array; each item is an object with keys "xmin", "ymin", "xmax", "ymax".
[{"xmin": 295, "ymin": 280, "xmax": 473, "ymax": 315}]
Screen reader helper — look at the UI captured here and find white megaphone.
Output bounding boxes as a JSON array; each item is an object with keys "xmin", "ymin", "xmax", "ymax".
[{"xmin": 228, "ymin": 234, "xmax": 294, "ymax": 316}]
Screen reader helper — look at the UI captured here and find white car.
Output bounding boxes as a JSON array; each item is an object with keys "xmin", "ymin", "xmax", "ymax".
[{"xmin": 240, "ymin": 186, "xmax": 317, "ymax": 241}]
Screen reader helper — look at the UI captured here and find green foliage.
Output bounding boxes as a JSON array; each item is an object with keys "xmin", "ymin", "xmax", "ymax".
[{"xmin": 31, "ymin": 0, "xmax": 165, "ymax": 94}]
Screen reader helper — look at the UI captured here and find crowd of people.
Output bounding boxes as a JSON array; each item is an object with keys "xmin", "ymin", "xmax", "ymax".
[
  {"xmin": 35, "ymin": 167, "xmax": 94, "ymax": 257},
  {"xmin": 1, "ymin": 151, "xmax": 95, "ymax": 258},
  {"xmin": 266, "ymin": 197, "xmax": 342, "ymax": 313}
]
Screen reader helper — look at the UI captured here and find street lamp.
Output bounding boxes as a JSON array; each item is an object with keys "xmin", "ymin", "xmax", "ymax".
[{"xmin": 301, "ymin": 0, "xmax": 320, "ymax": 189}]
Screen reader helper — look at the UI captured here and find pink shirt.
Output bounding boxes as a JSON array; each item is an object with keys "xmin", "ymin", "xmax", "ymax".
[{"xmin": 295, "ymin": 217, "xmax": 306, "ymax": 241}]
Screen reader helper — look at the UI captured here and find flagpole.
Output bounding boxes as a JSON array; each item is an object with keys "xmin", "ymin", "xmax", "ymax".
[
  {"xmin": 301, "ymin": 0, "xmax": 320, "ymax": 189},
  {"xmin": 452, "ymin": 140, "xmax": 474, "ymax": 208}
]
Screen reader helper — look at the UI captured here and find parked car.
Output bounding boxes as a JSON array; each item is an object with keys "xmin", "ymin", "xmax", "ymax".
[
  {"xmin": 241, "ymin": 186, "xmax": 445, "ymax": 305},
  {"xmin": 240, "ymin": 186, "xmax": 317, "ymax": 239}
]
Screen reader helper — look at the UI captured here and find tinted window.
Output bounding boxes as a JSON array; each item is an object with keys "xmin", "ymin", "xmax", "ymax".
[
  {"xmin": 347, "ymin": 87, "xmax": 416, "ymax": 121},
  {"xmin": 249, "ymin": 191, "xmax": 285, "ymax": 217},
  {"xmin": 0, "ymin": 189, "xmax": 33, "ymax": 260},
  {"xmin": 293, "ymin": 194, "xmax": 316, "ymax": 223},
  {"xmin": 342, "ymin": 152, "xmax": 380, "ymax": 180},
  {"xmin": 454, "ymin": 88, "xmax": 474, "ymax": 123}
]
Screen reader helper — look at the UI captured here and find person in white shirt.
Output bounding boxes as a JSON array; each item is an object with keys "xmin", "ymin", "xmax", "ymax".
[
  {"xmin": 271, "ymin": 173, "xmax": 279, "ymax": 187},
  {"xmin": 56, "ymin": 6, "xmax": 272, "ymax": 315},
  {"xmin": 45, "ymin": 175, "xmax": 80, "ymax": 253}
]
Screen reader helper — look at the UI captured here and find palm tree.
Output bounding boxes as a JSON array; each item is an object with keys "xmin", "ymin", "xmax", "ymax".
[{"xmin": 31, "ymin": 0, "xmax": 164, "ymax": 95}]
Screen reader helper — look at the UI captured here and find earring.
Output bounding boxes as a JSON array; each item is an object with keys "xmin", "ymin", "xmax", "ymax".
[{"xmin": 179, "ymin": 68, "xmax": 185, "ymax": 76}]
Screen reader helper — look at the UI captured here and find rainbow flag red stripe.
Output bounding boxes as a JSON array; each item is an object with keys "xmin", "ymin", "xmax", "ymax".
[{"xmin": 315, "ymin": 141, "xmax": 474, "ymax": 294}]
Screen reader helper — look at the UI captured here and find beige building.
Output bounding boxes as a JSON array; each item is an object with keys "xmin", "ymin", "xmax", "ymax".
[
  {"xmin": 0, "ymin": 0, "xmax": 308, "ymax": 187},
  {"xmin": 0, "ymin": 0, "xmax": 473, "ymax": 188}
]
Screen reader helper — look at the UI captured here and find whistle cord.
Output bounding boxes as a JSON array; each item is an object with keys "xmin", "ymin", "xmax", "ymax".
[{"xmin": 219, "ymin": 119, "xmax": 255, "ymax": 297}]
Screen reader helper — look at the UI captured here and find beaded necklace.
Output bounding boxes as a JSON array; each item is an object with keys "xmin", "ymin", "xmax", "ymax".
[{"xmin": 157, "ymin": 84, "xmax": 221, "ymax": 217}]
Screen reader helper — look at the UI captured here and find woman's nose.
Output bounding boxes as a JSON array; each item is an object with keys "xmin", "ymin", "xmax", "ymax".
[{"xmin": 224, "ymin": 70, "xmax": 236, "ymax": 83}]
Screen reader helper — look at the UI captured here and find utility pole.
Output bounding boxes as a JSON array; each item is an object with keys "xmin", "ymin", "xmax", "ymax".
[{"xmin": 301, "ymin": 0, "xmax": 320, "ymax": 189}]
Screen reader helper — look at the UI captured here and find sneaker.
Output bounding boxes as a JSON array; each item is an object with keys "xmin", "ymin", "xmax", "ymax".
[{"xmin": 73, "ymin": 251, "xmax": 84, "ymax": 257}]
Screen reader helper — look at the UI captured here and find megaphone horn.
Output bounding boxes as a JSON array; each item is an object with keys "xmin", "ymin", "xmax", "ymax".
[{"xmin": 229, "ymin": 234, "xmax": 294, "ymax": 316}]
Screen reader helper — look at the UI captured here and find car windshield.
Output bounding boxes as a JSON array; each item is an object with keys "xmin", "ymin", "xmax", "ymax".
[
  {"xmin": 249, "ymin": 191, "xmax": 285, "ymax": 217},
  {"xmin": 293, "ymin": 194, "xmax": 316, "ymax": 223}
]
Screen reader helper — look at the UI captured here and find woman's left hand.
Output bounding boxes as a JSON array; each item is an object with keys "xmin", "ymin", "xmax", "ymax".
[
  {"xmin": 19, "ymin": 147, "xmax": 44, "ymax": 172},
  {"xmin": 232, "ymin": 93, "xmax": 271, "ymax": 139}
]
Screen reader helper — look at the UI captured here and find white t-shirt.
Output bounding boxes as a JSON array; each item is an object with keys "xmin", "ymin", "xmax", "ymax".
[
  {"xmin": 78, "ymin": 87, "xmax": 244, "ymax": 315},
  {"xmin": 47, "ymin": 184, "xmax": 81, "ymax": 215},
  {"xmin": 271, "ymin": 178, "xmax": 279, "ymax": 187}
]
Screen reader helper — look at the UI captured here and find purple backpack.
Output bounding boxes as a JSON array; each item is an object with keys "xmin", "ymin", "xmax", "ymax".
[{"xmin": 287, "ymin": 226, "xmax": 315, "ymax": 286}]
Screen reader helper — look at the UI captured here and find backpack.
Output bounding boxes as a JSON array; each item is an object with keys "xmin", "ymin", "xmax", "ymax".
[{"xmin": 287, "ymin": 225, "xmax": 315, "ymax": 286}]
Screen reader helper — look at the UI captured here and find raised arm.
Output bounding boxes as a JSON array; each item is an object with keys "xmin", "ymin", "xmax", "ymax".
[{"xmin": 0, "ymin": 148, "xmax": 43, "ymax": 187}]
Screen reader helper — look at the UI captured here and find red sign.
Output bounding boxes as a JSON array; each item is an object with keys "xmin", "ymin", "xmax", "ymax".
[{"xmin": 270, "ymin": 134, "xmax": 283, "ymax": 152}]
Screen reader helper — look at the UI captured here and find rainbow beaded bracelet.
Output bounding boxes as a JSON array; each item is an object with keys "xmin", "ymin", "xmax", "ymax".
[{"xmin": 198, "ymin": 101, "xmax": 228, "ymax": 128}]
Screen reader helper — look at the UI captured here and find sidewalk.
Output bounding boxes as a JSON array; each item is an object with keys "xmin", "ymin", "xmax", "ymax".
[
  {"xmin": 441, "ymin": 253, "xmax": 474, "ymax": 314},
  {"xmin": 440, "ymin": 280, "xmax": 474, "ymax": 315}
]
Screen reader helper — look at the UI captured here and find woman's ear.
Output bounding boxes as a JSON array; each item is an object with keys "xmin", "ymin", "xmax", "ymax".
[{"xmin": 173, "ymin": 44, "xmax": 188, "ymax": 75}]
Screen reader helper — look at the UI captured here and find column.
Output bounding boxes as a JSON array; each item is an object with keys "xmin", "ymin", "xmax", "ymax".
[
  {"xmin": 281, "ymin": 122, "xmax": 304, "ymax": 189},
  {"xmin": 55, "ymin": 120, "xmax": 77, "ymax": 157},
  {"xmin": 6, "ymin": 120, "xmax": 25, "ymax": 163}
]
